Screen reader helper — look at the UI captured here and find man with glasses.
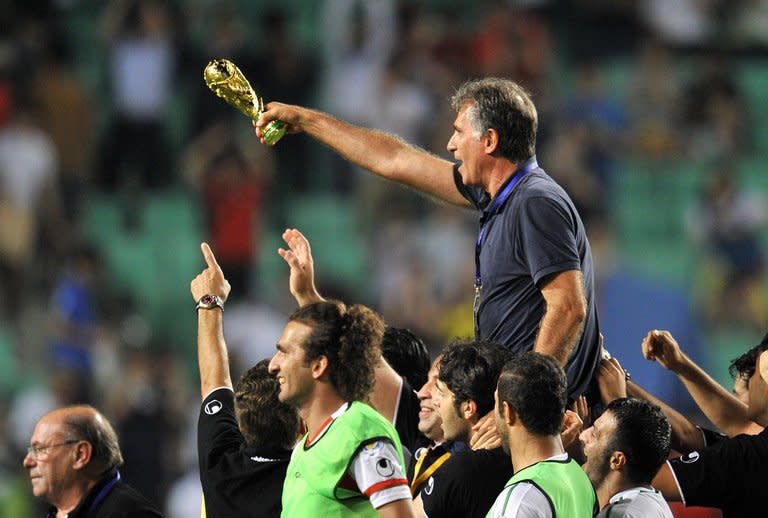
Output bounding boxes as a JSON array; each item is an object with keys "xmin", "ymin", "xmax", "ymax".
[{"xmin": 23, "ymin": 404, "xmax": 163, "ymax": 517}]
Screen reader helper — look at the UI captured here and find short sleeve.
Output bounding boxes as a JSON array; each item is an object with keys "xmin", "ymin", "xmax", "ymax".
[
  {"xmin": 350, "ymin": 439, "xmax": 410, "ymax": 509},
  {"xmin": 667, "ymin": 444, "xmax": 736, "ymax": 508},
  {"xmin": 197, "ymin": 388, "xmax": 245, "ymax": 472},
  {"xmin": 487, "ymin": 483, "xmax": 553, "ymax": 518},
  {"xmin": 517, "ymin": 195, "xmax": 581, "ymax": 285}
]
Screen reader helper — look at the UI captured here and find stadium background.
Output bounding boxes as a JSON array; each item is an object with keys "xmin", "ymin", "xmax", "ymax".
[{"xmin": 1, "ymin": 0, "xmax": 767, "ymax": 515}]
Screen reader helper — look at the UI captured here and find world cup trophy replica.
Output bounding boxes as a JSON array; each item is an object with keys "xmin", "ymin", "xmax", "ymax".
[{"xmin": 203, "ymin": 58, "xmax": 286, "ymax": 145}]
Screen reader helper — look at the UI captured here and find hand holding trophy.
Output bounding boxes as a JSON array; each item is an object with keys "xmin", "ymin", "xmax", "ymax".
[{"xmin": 203, "ymin": 59, "xmax": 286, "ymax": 146}]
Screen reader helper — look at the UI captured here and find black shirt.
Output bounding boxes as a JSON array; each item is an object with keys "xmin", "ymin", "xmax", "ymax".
[
  {"xmin": 419, "ymin": 444, "xmax": 513, "ymax": 518},
  {"xmin": 667, "ymin": 427, "xmax": 768, "ymax": 518},
  {"xmin": 198, "ymin": 388, "xmax": 292, "ymax": 518},
  {"xmin": 47, "ymin": 469, "xmax": 163, "ymax": 518},
  {"xmin": 394, "ymin": 378, "xmax": 427, "ymax": 464},
  {"xmin": 454, "ymin": 158, "xmax": 601, "ymax": 401}
]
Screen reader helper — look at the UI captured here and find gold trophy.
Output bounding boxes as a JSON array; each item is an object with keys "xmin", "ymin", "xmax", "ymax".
[{"xmin": 203, "ymin": 59, "xmax": 286, "ymax": 146}]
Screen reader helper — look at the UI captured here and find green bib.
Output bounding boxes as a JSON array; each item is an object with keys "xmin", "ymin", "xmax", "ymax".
[
  {"xmin": 488, "ymin": 457, "xmax": 597, "ymax": 518},
  {"xmin": 281, "ymin": 402, "xmax": 405, "ymax": 517}
]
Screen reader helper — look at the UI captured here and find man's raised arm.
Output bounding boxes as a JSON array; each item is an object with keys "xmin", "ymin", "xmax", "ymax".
[
  {"xmin": 254, "ymin": 102, "xmax": 469, "ymax": 207},
  {"xmin": 190, "ymin": 242, "xmax": 232, "ymax": 399}
]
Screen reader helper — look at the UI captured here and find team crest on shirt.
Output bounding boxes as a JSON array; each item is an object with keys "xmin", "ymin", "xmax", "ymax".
[
  {"xmin": 362, "ymin": 441, "xmax": 383, "ymax": 456},
  {"xmin": 424, "ymin": 476, "xmax": 435, "ymax": 495},
  {"xmin": 680, "ymin": 451, "xmax": 700, "ymax": 464},
  {"xmin": 204, "ymin": 400, "xmax": 223, "ymax": 415},
  {"xmin": 375, "ymin": 457, "xmax": 395, "ymax": 478}
]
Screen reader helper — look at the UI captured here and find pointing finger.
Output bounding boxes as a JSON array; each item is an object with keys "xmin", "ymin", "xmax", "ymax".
[{"xmin": 201, "ymin": 242, "xmax": 220, "ymax": 270}]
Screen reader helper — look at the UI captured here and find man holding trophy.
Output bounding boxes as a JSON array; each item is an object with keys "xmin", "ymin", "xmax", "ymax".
[{"xmin": 246, "ymin": 73, "xmax": 601, "ymax": 405}]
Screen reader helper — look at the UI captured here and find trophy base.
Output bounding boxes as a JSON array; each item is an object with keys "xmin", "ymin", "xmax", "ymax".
[{"xmin": 263, "ymin": 120, "xmax": 286, "ymax": 146}]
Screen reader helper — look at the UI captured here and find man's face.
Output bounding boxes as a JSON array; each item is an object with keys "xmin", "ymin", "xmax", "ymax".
[
  {"xmin": 446, "ymin": 102, "xmax": 487, "ymax": 188},
  {"xmin": 417, "ymin": 357, "xmax": 444, "ymax": 442},
  {"xmin": 435, "ymin": 378, "xmax": 469, "ymax": 442},
  {"xmin": 22, "ymin": 415, "xmax": 78, "ymax": 505},
  {"xmin": 746, "ymin": 354, "xmax": 768, "ymax": 424},
  {"xmin": 268, "ymin": 321, "xmax": 316, "ymax": 407},
  {"xmin": 579, "ymin": 410, "xmax": 618, "ymax": 487}
]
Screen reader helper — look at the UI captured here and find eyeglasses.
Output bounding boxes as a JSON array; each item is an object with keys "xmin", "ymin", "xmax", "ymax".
[{"xmin": 26, "ymin": 440, "xmax": 78, "ymax": 459}]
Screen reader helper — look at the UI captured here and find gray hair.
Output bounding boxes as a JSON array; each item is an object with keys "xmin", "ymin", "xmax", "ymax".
[{"xmin": 450, "ymin": 78, "xmax": 538, "ymax": 162}]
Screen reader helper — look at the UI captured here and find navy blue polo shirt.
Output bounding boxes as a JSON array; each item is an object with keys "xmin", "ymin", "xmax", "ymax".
[{"xmin": 453, "ymin": 158, "xmax": 600, "ymax": 400}]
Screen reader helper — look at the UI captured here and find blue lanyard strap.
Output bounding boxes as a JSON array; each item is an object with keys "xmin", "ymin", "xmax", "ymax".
[
  {"xmin": 474, "ymin": 157, "xmax": 537, "ymax": 288},
  {"xmin": 87, "ymin": 470, "xmax": 121, "ymax": 516}
]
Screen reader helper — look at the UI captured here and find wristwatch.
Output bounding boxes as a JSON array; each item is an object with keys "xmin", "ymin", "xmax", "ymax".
[{"xmin": 196, "ymin": 294, "xmax": 224, "ymax": 312}]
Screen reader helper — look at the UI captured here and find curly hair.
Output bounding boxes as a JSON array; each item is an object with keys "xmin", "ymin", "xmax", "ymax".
[
  {"xmin": 450, "ymin": 77, "xmax": 538, "ymax": 163},
  {"xmin": 438, "ymin": 339, "xmax": 512, "ymax": 417},
  {"xmin": 497, "ymin": 352, "xmax": 566, "ymax": 436},
  {"xmin": 289, "ymin": 300, "xmax": 384, "ymax": 402},
  {"xmin": 729, "ymin": 331, "xmax": 768, "ymax": 381},
  {"xmin": 235, "ymin": 359, "xmax": 300, "ymax": 450}
]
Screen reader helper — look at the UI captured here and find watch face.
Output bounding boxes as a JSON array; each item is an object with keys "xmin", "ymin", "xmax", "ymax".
[{"xmin": 201, "ymin": 294, "xmax": 216, "ymax": 305}]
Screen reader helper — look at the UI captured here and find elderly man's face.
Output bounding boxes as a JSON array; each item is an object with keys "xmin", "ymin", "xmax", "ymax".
[{"xmin": 22, "ymin": 414, "xmax": 79, "ymax": 504}]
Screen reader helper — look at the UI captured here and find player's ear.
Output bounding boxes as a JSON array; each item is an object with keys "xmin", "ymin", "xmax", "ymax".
[
  {"xmin": 483, "ymin": 128, "xmax": 499, "ymax": 155},
  {"xmin": 311, "ymin": 355, "xmax": 329, "ymax": 379}
]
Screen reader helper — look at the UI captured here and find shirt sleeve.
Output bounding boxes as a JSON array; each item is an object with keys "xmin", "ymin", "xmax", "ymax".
[
  {"xmin": 666, "ymin": 442, "xmax": 735, "ymax": 508},
  {"xmin": 517, "ymin": 195, "xmax": 581, "ymax": 286},
  {"xmin": 487, "ymin": 483, "xmax": 553, "ymax": 518},
  {"xmin": 197, "ymin": 388, "xmax": 245, "ymax": 472},
  {"xmin": 349, "ymin": 439, "xmax": 410, "ymax": 509}
]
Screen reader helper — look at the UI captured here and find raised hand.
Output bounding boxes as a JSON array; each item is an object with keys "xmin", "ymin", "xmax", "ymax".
[
  {"xmin": 641, "ymin": 329, "xmax": 687, "ymax": 372},
  {"xmin": 278, "ymin": 228, "xmax": 323, "ymax": 307},
  {"xmin": 190, "ymin": 242, "xmax": 231, "ymax": 302}
]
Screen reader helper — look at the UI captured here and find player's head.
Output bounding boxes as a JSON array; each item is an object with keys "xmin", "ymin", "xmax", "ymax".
[
  {"xmin": 495, "ymin": 352, "xmax": 566, "ymax": 451},
  {"xmin": 381, "ymin": 326, "xmax": 430, "ymax": 391},
  {"xmin": 269, "ymin": 301, "xmax": 384, "ymax": 405},
  {"xmin": 580, "ymin": 398, "xmax": 671, "ymax": 489},
  {"xmin": 436, "ymin": 340, "xmax": 511, "ymax": 442},
  {"xmin": 235, "ymin": 359, "xmax": 300, "ymax": 450},
  {"xmin": 450, "ymin": 78, "xmax": 538, "ymax": 163},
  {"xmin": 729, "ymin": 332, "xmax": 768, "ymax": 418},
  {"xmin": 417, "ymin": 355, "xmax": 444, "ymax": 442}
]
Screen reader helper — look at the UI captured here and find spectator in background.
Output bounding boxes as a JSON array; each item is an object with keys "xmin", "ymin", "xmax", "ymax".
[
  {"xmin": 0, "ymin": 97, "xmax": 60, "ymax": 319},
  {"xmin": 626, "ymin": 37, "xmax": 684, "ymax": 158},
  {"xmin": 183, "ymin": 123, "xmax": 273, "ymax": 302},
  {"xmin": 48, "ymin": 244, "xmax": 102, "ymax": 403},
  {"xmin": 580, "ymin": 398, "xmax": 673, "ymax": 517},
  {"xmin": 22, "ymin": 404, "xmax": 163, "ymax": 517},
  {"xmin": 98, "ymin": 0, "xmax": 177, "ymax": 191},
  {"xmin": 686, "ymin": 166, "xmax": 767, "ymax": 330},
  {"xmin": 682, "ymin": 54, "xmax": 750, "ymax": 159}
]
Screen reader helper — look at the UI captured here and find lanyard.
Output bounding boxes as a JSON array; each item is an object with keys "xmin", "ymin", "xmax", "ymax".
[
  {"xmin": 410, "ymin": 447, "xmax": 451, "ymax": 496},
  {"xmin": 473, "ymin": 158, "xmax": 537, "ymax": 334},
  {"xmin": 87, "ymin": 470, "xmax": 121, "ymax": 516}
]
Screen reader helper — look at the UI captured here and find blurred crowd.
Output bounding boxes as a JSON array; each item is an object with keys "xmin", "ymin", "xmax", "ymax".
[{"xmin": 2, "ymin": 0, "xmax": 768, "ymax": 515}]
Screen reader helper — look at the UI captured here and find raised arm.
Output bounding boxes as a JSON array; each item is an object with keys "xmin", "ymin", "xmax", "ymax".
[
  {"xmin": 254, "ymin": 103, "xmax": 469, "ymax": 207},
  {"xmin": 642, "ymin": 329, "xmax": 757, "ymax": 436},
  {"xmin": 279, "ymin": 228, "xmax": 402, "ymax": 422},
  {"xmin": 190, "ymin": 243, "xmax": 232, "ymax": 399}
]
